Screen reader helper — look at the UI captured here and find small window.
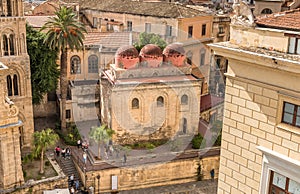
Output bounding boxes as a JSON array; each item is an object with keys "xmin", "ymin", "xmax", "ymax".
[
  {"xmin": 188, "ymin": 26, "xmax": 193, "ymax": 38},
  {"xmin": 7, "ymin": 75, "xmax": 12, "ymax": 96},
  {"xmin": 200, "ymin": 49, "xmax": 206, "ymax": 66},
  {"xmin": 132, "ymin": 98, "xmax": 139, "ymax": 109},
  {"xmin": 3, "ymin": 35, "xmax": 8, "ymax": 56},
  {"xmin": 282, "ymin": 102, "xmax": 300, "ymax": 127},
  {"xmin": 182, "ymin": 118, "xmax": 187, "ymax": 134},
  {"xmin": 218, "ymin": 26, "xmax": 224, "ymax": 34},
  {"xmin": 181, "ymin": 94, "xmax": 188, "ymax": 105},
  {"xmin": 9, "ymin": 34, "xmax": 15, "ymax": 55},
  {"xmin": 71, "ymin": 56, "xmax": 81, "ymax": 74},
  {"xmin": 216, "ymin": 58, "xmax": 221, "ymax": 69},
  {"xmin": 13, "ymin": 74, "xmax": 18, "ymax": 95},
  {"xmin": 201, "ymin": 24, "xmax": 206, "ymax": 36},
  {"xmin": 127, "ymin": 21, "xmax": 132, "ymax": 32},
  {"xmin": 93, "ymin": 17, "xmax": 98, "ymax": 28},
  {"xmin": 157, "ymin": 96, "xmax": 164, "ymax": 107},
  {"xmin": 268, "ymin": 171, "xmax": 300, "ymax": 194},
  {"xmin": 145, "ymin": 23, "xmax": 151, "ymax": 33},
  {"xmin": 288, "ymin": 37, "xmax": 300, "ymax": 54},
  {"xmin": 66, "ymin": 109, "xmax": 71, "ymax": 119},
  {"xmin": 261, "ymin": 8, "xmax": 273, "ymax": 14},
  {"xmin": 166, "ymin": 25, "xmax": 172, "ymax": 37},
  {"xmin": 88, "ymin": 55, "xmax": 98, "ymax": 73}
]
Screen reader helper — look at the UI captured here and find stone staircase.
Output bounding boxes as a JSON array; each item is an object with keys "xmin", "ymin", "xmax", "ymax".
[{"xmin": 56, "ymin": 155, "xmax": 83, "ymax": 190}]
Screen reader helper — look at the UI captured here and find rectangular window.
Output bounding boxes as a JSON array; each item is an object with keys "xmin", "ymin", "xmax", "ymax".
[
  {"xmin": 66, "ymin": 109, "xmax": 71, "ymax": 119},
  {"xmin": 269, "ymin": 171, "xmax": 300, "ymax": 194},
  {"xmin": 282, "ymin": 102, "xmax": 300, "ymax": 127},
  {"xmin": 216, "ymin": 58, "xmax": 221, "ymax": 69},
  {"xmin": 200, "ymin": 50, "xmax": 206, "ymax": 66},
  {"xmin": 188, "ymin": 26, "xmax": 193, "ymax": 38},
  {"xmin": 218, "ymin": 26, "xmax": 224, "ymax": 34},
  {"xmin": 145, "ymin": 23, "xmax": 151, "ymax": 33},
  {"xmin": 288, "ymin": 37, "xmax": 300, "ymax": 54},
  {"xmin": 127, "ymin": 21, "xmax": 132, "ymax": 32},
  {"xmin": 202, "ymin": 24, "xmax": 206, "ymax": 36},
  {"xmin": 93, "ymin": 17, "xmax": 97, "ymax": 28},
  {"xmin": 166, "ymin": 25, "xmax": 172, "ymax": 37}
]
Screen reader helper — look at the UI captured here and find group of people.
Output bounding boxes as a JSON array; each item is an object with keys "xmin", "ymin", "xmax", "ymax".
[
  {"xmin": 69, "ymin": 174, "xmax": 80, "ymax": 194},
  {"xmin": 55, "ymin": 146, "xmax": 71, "ymax": 159},
  {"xmin": 77, "ymin": 139, "xmax": 89, "ymax": 151}
]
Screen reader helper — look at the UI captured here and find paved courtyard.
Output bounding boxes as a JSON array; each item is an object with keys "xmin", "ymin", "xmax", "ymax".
[{"xmin": 112, "ymin": 180, "xmax": 218, "ymax": 194}]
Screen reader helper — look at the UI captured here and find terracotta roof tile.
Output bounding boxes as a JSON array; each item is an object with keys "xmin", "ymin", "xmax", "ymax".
[
  {"xmin": 83, "ymin": 32, "xmax": 131, "ymax": 48},
  {"xmin": 62, "ymin": 0, "xmax": 211, "ymax": 18},
  {"xmin": 256, "ymin": 8, "xmax": 300, "ymax": 31}
]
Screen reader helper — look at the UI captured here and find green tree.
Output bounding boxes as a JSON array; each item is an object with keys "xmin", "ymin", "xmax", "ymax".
[
  {"xmin": 32, "ymin": 128, "xmax": 59, "ymax": 174},
  {"xmin": 89, "ymin": 125, "xmax": 114, "ymax": 159},
  {"xmin": 134, "ymin": 32, "xmax": 167, "ymax": 51},
  {"xmin": 41, "ymin": 6, "xmax": 87, "ymax": 131},
  {"xmin": 27, "ymin": 24, "xmax": 59, "ymax": 104}
]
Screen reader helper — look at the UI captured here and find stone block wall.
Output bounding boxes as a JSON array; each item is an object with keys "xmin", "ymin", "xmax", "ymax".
[{"xmin": 218, "ymin": 76, "xmax": 300, "ymax": 194}]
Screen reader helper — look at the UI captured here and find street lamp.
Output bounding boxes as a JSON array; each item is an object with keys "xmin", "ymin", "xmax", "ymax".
[{"xmin": 97, "ymin": 175, "xmax": 101, "ymax": 194}]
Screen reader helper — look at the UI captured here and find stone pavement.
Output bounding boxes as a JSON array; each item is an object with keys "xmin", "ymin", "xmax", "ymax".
[{"xmin": 110, "ymin": 180, "xmax": 218, "ymax": 194}]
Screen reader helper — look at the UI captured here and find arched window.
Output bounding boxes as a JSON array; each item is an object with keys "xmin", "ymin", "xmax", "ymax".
[
  {"xmin": 182, "ymin": 118, "xmax": 187, "ymax": 134},
  {"xmin": 7, "ymin": 75, "xmax": 12, "ymax": 96},
  {"xmin": 181, "ymin": 94, "xmax": 188, "ymax": 105},
  {"xmin": 88, "ymin": 55, "xmax": 98, "ymax": 73},
  {"xmin": 13, "ymin": 74, "xmax": 18, "ymax": 95},
  {"xmin": 9, "ymin": 34, "xmax": 15, "ymax": 55},
  {"xmin": 157, "ymin": 96, "xmax": 164, "ymax": 107},
  {"xmin": 3, "ymin": 35, "xmax": 8, "ymax": 56},
  {"xmin": 70, "ymin": 56, "xmax": 81, "ymax": 74},
  {"xmin": 261, "ymin": 8, "xmax": 272, "ymax": 14},
  {"xmin": 132, "ymin": 98, "xmax": 139, "ymax": 109}
]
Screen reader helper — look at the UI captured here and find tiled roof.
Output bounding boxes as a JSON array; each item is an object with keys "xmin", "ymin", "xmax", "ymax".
[
  {"xmin": 25, "ymin": 15, "xmax": 55, "ymax": 28},
  {"xmin": 62, "ymin": 0, "xmax": 210, "ymax": 18},
  {"xmin": 256, "ymin": 8, "xmax": 300, "ymax": 31},
  {"xmin": 83, "ymin": 32, "xmax": 131, "ymax": 48}
]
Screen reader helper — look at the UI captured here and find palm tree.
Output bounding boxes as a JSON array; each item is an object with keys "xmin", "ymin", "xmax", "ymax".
[
  {"xmin": 41, "ymin": 6, "xmax": 87, "ymax": 131},
  {"xmin": 89, "ymin": 125, "xmax": 114, "ymax": 159},
  {"xmin": 33, "ymin": 128, "xmax": 59, "ymax": 174}
]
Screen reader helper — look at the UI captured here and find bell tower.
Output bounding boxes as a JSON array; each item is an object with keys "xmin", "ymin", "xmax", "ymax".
[
  {"xmin": 0, "ymin": 64, "xmax": 24, "ymax": 189},
  {"xmin": 0, "ymin": 0, "xmax": 34, "ymax": 152}
]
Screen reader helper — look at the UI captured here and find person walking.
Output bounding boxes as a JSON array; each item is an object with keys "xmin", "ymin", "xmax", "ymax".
[
  {"xmin": 210, "ymin": 169, "xmax": 215, "ymax": 181},
  {"xmin": 55, "ymin": 146, "xmax": 61, "ymax": 157},
  {"xmin": 83, "ymin": 151, "xmax": 87, "ymax": 164},
  {"xmin": 61, "ymin": 148, "xmax": 66, "ymax": 159},
  {"xmin": 77, "ymin": 139, "xmax": 81, "ymax": 149},
  {"xmin": 123, "ymin": 154, "xmax": 127, "ymax": 165},
  {"xmin": 70, "ymin": 174, "xmax": 74, "ymax": 187},
  {"xmin": 75, "ymin": 179, "xmax": 80, "ymax": 191}
]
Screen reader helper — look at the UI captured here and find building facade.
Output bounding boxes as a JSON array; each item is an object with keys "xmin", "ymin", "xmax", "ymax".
[
  {"xmin": 210, "ymin": 6, "xmax": 300, "ymax": 194},
  {"xmin": 100, "ymin": 44, "xmax": 202, "ymax": 144},
  {"xmin": 0, "ymin": 64, "xmax": 24, "ymax": 189},
  {"xmin": 0, "ymin": 0, "xmax": 34, "ymax": 151}
]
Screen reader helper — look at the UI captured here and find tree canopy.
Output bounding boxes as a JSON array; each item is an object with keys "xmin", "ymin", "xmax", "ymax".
[
  {"xmin": 89, "ymin": 125, "xmax": 114, "ymax": 159},
  {"xmin": 33, "ymin": 128, "xmax": 59, "ymax": 174},
  {"xmin": 27, "ymin": 24, "xmax": 59, "ymax": 104},
  {"xmin": 134, "ymin": 32, "xmax": 167, "ymax": 51},
  {"xmin": 41, "ymin": 6, "xmax": 87, "ymax": 131}
]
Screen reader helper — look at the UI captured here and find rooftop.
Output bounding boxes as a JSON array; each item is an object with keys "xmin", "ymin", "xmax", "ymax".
[
  {"xmin": 256, "ymin": 8, "xmax": 300, "ymax": 31},
  {"xmin": 83, "ymin": 32, "xmax": 131, "ymax": 48},
  {"xmin": 63, "ymin": 0, "xmax": 211, "ymax": 18},
  {"xmin": 25, "ymin": 15, "xmax": 54, "ymax": 28}
]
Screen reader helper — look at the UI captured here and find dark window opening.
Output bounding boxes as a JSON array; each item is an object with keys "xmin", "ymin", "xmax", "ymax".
[
  {"xmin": 7, "ymin": 75, "xmax": 12, "ymax": 96},
  {"xmin": 13, "ymin": 74, "xmax": 18, "ymax": 95},
  {"xmin": 182, "ymin": 118, "xmax": 187, "ymax": 134},
  {"xmin": 181, "ymin": 94, "xmax": 188, "ymax": 105},
  {"xmin": 3, "ymin": 35, "xmax": 8, "ymax": 56},
  {"xmin": 261, "ymin": 8, "xmax": 273, "ymax": 14},
  {"xmin": 188, "ymin": 26, "xmax": 193, "ymax": 38},
  {"xmin": 66, "ymin": 109, "xmax": 71, "ymax": 119},
  {"xmin": 127, "ymin": 21, "xmax": 132, "ymax": 32},
  {"xmin": 88, "ymin": 55, "xmax": 98, "ymax": 73},
  {"xmin": 132, "ymin": 98, "xmax": 139, "ymax": 109},
  {"xmin": 202, "ymin": 24, "xmax": 206, "ymax": 36},
  {"xmin": 71, "ymin": 56, "xmax": 81, "ymax": 74},
  {"xmin": 157, "ymin": 96, "xmax": 164, "ymax": 107}
]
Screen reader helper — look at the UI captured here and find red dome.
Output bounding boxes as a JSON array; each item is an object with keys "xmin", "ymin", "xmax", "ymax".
[
  {"xmin": 140, "ymin": 44, "xmax": 162, "ymax": 56},
  {"xmin": 116, "ymin": 45, "xmax": 139, "ymax": 57},
  {"xmin": 163, "ymin": 43, "xmax": 185, "ymax": 56}
]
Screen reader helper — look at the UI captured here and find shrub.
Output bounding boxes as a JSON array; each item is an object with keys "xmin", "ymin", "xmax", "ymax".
[
  {"xmin": 192, "ymin": 134, "xmax": 206, "ymax": 149},
  {"xmin": 56, "ymin": 122, "xmax": 81, "ymax": 146},
  {"xmin": 45, "ymin": 160, "xmax": 50, "ymax": 166},
  {"xmin": 145, "ymin": 143, "xmax": 155, "ymax": 150}
]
